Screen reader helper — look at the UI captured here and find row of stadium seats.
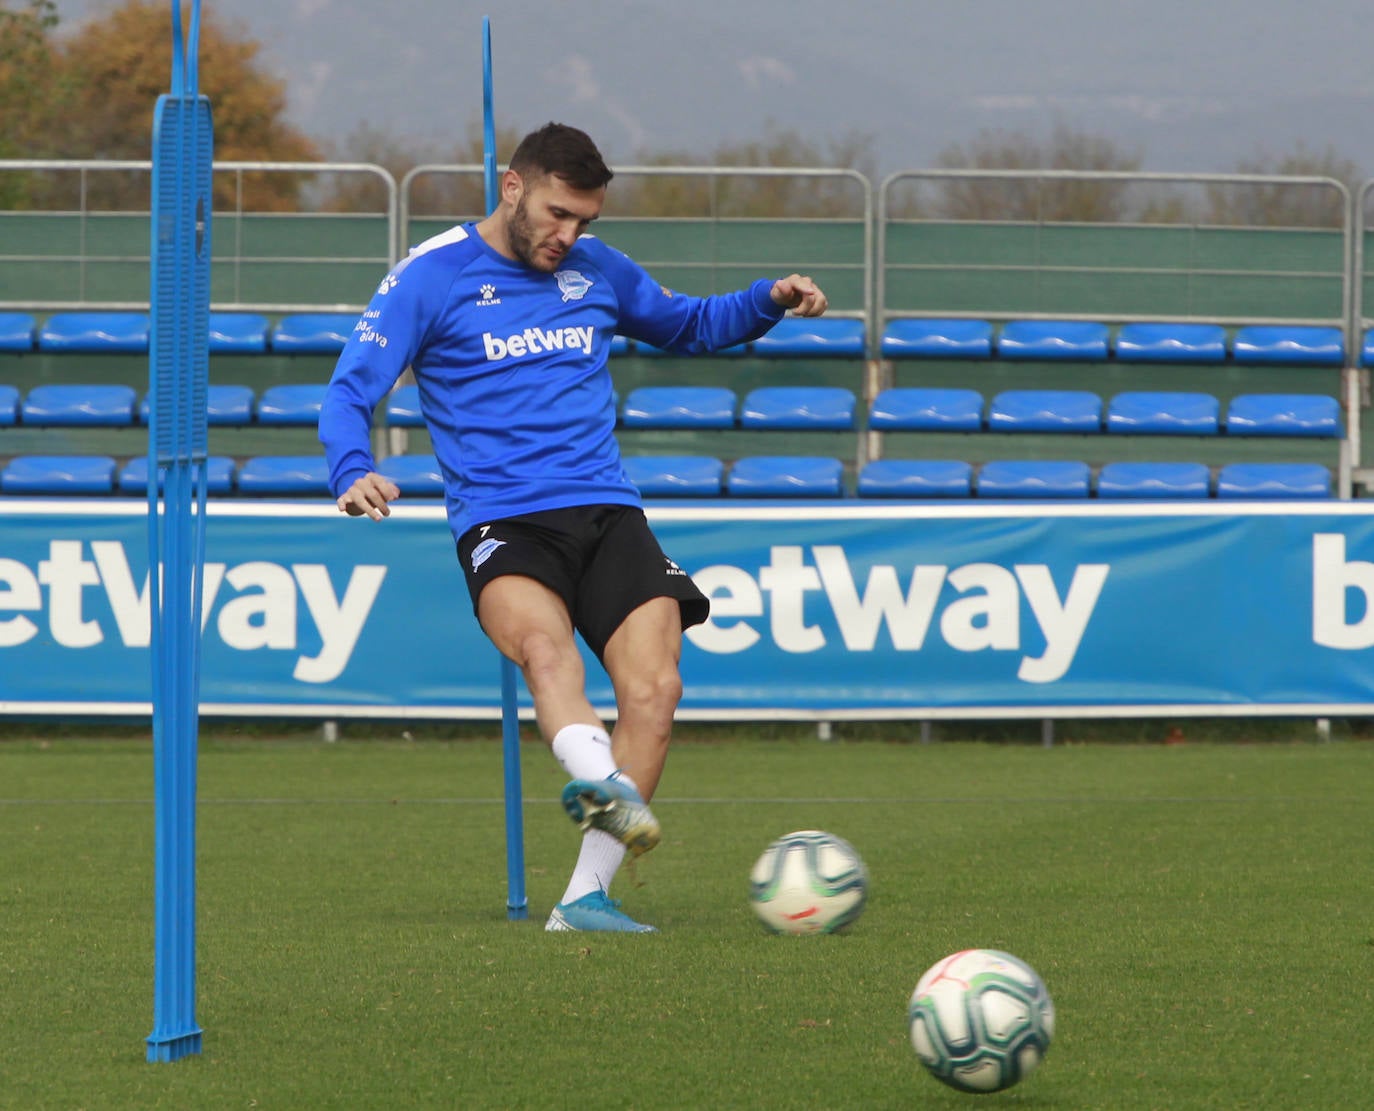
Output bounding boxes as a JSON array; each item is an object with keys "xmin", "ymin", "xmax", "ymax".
[
  {"xmin": 0, "ymin": 382, "xmax": 1343, "ymax": 438},
  {"xmin": 0, "ymin": 453, "xmax": 1333, "ymax": 500},
  {"xmin": 1, "ymin": 310, "xmax": 1368, "ymax": 364},
  {"xmin": 0, "ymin": 311, "xmax": 865, "ymax": 358}
]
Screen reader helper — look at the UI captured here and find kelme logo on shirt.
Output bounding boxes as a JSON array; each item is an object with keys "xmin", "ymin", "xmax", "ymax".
[
  {"xmin": 555, "ymin": 270, "xmax": 592, "ymax": 302},
  {"xmin": 482, "ymin": 325, "xmax": 595, "ymax": 361}
]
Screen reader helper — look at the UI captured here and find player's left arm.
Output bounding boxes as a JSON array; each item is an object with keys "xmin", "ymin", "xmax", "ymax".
[{"xmin": 595, "ymin": 241, "xmax": 808, "ymax": 353}]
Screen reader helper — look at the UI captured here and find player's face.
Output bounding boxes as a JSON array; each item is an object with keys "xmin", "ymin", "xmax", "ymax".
[{"xmin": 507, "ymin": 172, "xmax": 605, "ymax": 272}]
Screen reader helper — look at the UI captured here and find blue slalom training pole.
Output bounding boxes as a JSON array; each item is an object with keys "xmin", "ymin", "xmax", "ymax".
[
  {"xmin": 484, "ymin": 15, "xmax": 528, "ymax": 922},
  {"xmin": 147, "ymin": 0, "xmax": 211, "ymax": 1062}
]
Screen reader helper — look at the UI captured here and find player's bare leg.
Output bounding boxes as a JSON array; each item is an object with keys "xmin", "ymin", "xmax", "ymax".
[
  {"xmin": 600, "ymin": 596, "xmax": 684, "ymax": 801},
  {"xmin": 479, "ymin": 575, "xmax": 657, "ymax": 930}
]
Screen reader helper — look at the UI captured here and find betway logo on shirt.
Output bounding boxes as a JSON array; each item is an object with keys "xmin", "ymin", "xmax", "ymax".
[{"xmin": 482, "ymin": 325, "xmax": 594, "ymax": 361}]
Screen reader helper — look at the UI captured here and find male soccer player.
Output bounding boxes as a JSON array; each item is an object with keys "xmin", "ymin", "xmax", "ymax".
[{"xmin": 319, "ymin": 122, "xmax": 828, "ymax": 932}]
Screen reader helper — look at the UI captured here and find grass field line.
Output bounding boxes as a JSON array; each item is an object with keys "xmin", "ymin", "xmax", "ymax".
[{"xmin": 1, "ymin": 793, "xmax": 1363, "ymax": 806}]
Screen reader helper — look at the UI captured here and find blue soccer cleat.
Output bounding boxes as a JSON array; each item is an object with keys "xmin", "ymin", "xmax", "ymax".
[
  {"xmin": 545, "ymin": 889, "xmax": 657, "ymax": 933},
  {"xmin": 561, "ymin": 773, "xmax": 661, "ymax": 858}
]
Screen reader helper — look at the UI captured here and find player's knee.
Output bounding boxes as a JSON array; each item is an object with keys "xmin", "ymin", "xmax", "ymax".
[
  {"xmin": 517, "ymin": 631, "xmax": 583, "ymax": 693},
  {"xmin": 618, "ymin": 664, "xmax": 683, "ymax": 718}
]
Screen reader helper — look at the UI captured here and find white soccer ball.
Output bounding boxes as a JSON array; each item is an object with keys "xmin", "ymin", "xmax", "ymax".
[
  {"xmin": 748, "ymin": 829, "xmax": 869, "ymax": 935},
  {"xmin": 908, "ymin": 948, "xmax": 1054, "ymax": 1093}
]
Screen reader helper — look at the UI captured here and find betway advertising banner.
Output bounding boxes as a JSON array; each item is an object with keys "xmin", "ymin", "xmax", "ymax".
[{"xmin": 4, "ymin": 500, "xmax": 1374, "ymax": 718}]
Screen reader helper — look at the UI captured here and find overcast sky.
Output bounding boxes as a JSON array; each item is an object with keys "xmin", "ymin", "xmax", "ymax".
[{"xmin": 52, "ymin": 0, "xmax": 1374, "ymax": 179}]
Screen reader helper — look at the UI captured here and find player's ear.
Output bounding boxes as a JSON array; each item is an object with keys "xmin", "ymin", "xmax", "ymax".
[{"xmin": 500, "ymin": 169, "xmax": 523, "ymax": 206}]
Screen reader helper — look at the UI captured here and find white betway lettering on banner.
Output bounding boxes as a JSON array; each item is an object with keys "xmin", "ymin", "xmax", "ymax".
[
  {"xmin": 686, "ymin": 545, "xmax": 1109, "ymax": 683},
  {"xmin": 0, "ymin": 540, "xmax": 384, "ymax": 683},
  {"xmin": 482, "ymin": 325, "xmax": 594, "ymax": 360},
  {"xmin": 1313, "ymin": 532, "xmax": 1374, "ymax": 648},
  {"xmin": 9, "ymin": 507, "xmax": 1374, "ymax": 713}
]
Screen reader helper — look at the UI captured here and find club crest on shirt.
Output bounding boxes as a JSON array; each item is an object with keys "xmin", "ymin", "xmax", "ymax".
[
  {"xmin": 471, "ymin": 537, "xmax": 507, "ymax": 571},
  {"xmin": 555, "ymin": 270, "xmax": 592, "ymax": 302}
]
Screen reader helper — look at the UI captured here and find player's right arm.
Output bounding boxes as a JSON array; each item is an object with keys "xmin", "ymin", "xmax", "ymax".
[{"xmin": 319, "ymin": 257, "xmax": 443, "ymax": 520}]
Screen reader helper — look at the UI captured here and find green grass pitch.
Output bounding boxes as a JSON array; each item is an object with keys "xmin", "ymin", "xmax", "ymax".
[{"xmin": 3, "ymin": 728, "xmax": 1373, "ymax": 1109}]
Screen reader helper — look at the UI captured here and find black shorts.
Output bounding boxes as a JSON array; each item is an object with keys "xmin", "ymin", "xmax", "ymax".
[{"xmin": 456, "ymin": 504, "xmax": 710, "ymax": 662}]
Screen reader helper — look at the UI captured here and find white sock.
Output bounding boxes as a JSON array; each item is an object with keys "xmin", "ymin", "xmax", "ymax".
[
  {"xmin": 551, "ymin": 722, "xmax": 617, "ymax": 781},
  {"xmin": 560, "ymin": 829, "xmax": 628, "ymax": 905}
]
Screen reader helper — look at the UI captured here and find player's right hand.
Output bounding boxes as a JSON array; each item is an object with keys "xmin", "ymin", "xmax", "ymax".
[{"xmin": 337, "ymin": 472, "xmax": 401, "ymax": 520}]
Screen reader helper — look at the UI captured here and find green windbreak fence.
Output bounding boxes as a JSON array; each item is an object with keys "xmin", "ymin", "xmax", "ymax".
[
  {"xmin": 880, "ymin": 223, "xmax": 1346, "ymax": 323},
  {"xmin": 6, "ymin": 160, "xmax": 1374, "ymax": 337},
  {"xmin": 0, "ymin": 211, "xmax": 1353, "ymax": 325},
  {"xmin": 403, "ymin": 217, "xmax": 870, "ymax": 311},
  {"xmin": 0, "ymin": 211, "xmax": 393, "ymax": 308}
]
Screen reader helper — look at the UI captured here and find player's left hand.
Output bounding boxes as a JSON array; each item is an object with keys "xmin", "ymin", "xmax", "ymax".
[{"xmin": 770, "ymin": 274, "xmax": 828, "ymax": 317}]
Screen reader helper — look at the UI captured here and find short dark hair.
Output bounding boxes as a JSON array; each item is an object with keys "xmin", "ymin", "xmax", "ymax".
[{"xmin": 508, "ymin": 122, "xmax": 613, "ymax": 191}]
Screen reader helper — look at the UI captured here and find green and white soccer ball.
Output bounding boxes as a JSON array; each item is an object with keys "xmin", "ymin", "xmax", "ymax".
[
  {"xmin": 748, "ymin": 830, "xmax": 868, "ymax": 935},
  {"xmin": 908, "ymin": 948, "xmax": 1055, "ymax": 1093}
]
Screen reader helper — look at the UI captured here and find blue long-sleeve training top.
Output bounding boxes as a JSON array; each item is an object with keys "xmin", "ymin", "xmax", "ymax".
[{"xmin": 319, "ymin": 222, "xmax": 787, "ymax": 540}]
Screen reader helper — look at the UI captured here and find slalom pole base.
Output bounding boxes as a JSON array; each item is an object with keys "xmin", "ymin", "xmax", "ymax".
[{"xmin": 146, "ymin": 1028, "xmax": 203, "ymax": 1062}]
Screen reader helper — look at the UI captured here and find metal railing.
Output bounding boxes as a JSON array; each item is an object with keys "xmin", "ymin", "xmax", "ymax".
[{"xmin": 0, "ymin": 159, "xmax": 396, "ymax": 312}]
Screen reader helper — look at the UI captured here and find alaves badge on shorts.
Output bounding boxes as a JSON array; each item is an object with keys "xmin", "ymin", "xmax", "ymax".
[
  {"xmin": 471, "ymin": 537, "xmax": 507, "ymax": 571},
  {"xmin": 555, "ymin": 269, "xmax": 592, "ymax": 302}
]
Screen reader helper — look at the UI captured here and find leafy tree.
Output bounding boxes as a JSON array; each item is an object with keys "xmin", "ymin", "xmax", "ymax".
[
  {"xmin": 322, "ymin": 122, "xmax": 526, "ymax": 217},
  {"xmin": 606, "ymin": 124, "xmax": 876, "ymax": 218},
  {"xmin": 0, "ymin": 1, "xmax": 65, "ymax": 204},
  {"xmin": 1, "ymin": 1, "xmax": 319, "ymax": 210},
  {"xmin": 923, "ymin": 124, "xmax": 1144, "ymax": 222},
  {"xmin": 1205, "ymin": 144, "xmax": 1361, "ymax": 228}
]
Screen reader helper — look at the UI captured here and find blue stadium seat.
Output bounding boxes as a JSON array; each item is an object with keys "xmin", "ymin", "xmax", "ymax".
[
  {"xmin": 118, "ymin": 455, "xmax": 236, "ymax": 496},
  {"xmin": 976, "ymin": 460, "xmax": 1091, "ymax": 498},
  {"xmin": 621, "ymin": 386, "xmax": 737, "ymax": 428},
  {"xmin": 236, "ymin": 455, "xmax": 333, "ymax": 496},
  {"xmin": 385, "ymin": 384, "xmax": 424, "ymax": 427},
  {"xmin": 1114, "ymin": 323, "xmax": 1227, "ymax": 364},
  {"xmin": 752, "ymin": 317, "xmax": 865, "ymax": 357},
  {"xmin": 37, "ymin": 311, "xmax": 150, "ymax": 353},
  {"xmin": 21, "ymin": 384, "xmax": 137, "ymax": 425},
  {"xmin": 270, "ymin": 312, "xmax": 358, "ymax": 354},
  {"xmin": 631, "ymin": 338, "xmax": 747, "ymax": 357},
  {"xmin": 987, "ymin": 390, "xmax": 1102, "ymax": 433},
  {"xmin": 610, "ymin": 334, "xmax": 630, "ymax": 356},
  {"xmin": 623, "ymin": 455, "xmax": 725, "ymax": 496},
  {"xmin": 1106, "ymin": 392, "xmax": 1221, "ymax": 435},
  {"xmin": 1096, "ymin": 461, "xmax": 1212, "ymax": 499},
  {"xmin": 377, "ymin": 453, "xmax": 445, "ymax": 496},
  {"xmin": 0, "ymin": 384, "xmax": 18, "ymax": 425},
  {"xmin": 1, "ymin": 454, "xmax": 117, "ymax": 494},
  {"xmin": 1232, "ymin": 326, "xmax": 1344, "ymax": 366},
  {"xmin": 857, "ymin": 459, "xmax": 973, "ymax": 498},
  {"xmin": 257, "ymin": 384, "xmax": 327, "ymax": 425},
  {"xmin": 997, "ymin": 320, "xmax": 1110, "ymax": 361},
  {"xmin": 880, "ymin": 319, "xmax": 993, "ymax": 359},
  {"xmin": 139, "ymin": 384, "xmax": 255, "ymax": 426},
  {"xmin": 740, "ymin": 387, "xmax": 857, "ymax": 430},
  {"xmin": 1364, "ymin": 329, "xmax": 1374, "ymax": 367},
  {"xmin": 208, "ymin": 312, "xmax": 270, "ymax": 354},
  {"xmin": 0, "ymin": 312, "xmax": 36, "ymax": 352},
  {"xmin": 868, "ymin": 387, "xmax": 983, "ymax": 431},
  {"xmin": 1225, "ymin": 394, "xmax": 1342, "ymax": 437},
  {"xmin": 1215, "ymin": 463, "xmax": 1332, "ymax": 499},
  {"xmin": 727, "ymin": 456, "xmax": 845, "ymax": 497}
]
